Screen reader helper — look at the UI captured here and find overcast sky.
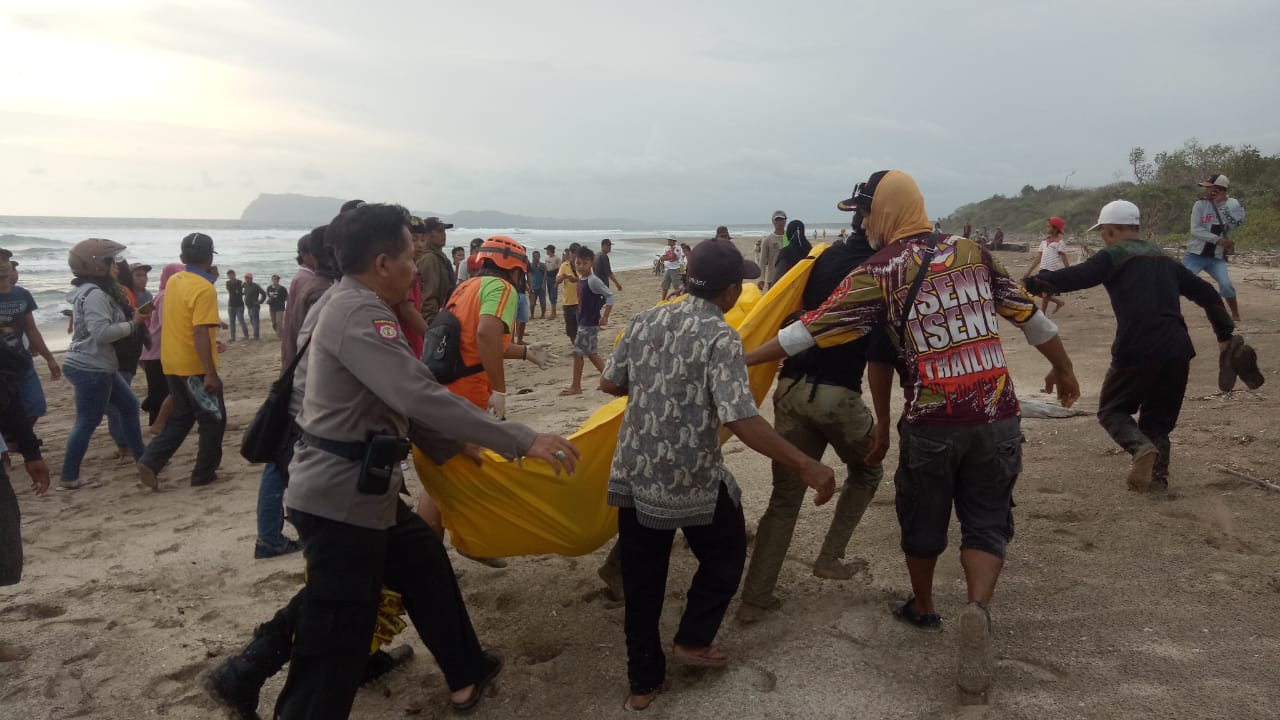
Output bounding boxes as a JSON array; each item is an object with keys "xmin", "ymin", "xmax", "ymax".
[{"xmin": 3, "ymin": 0, "xmax": 1277, "ymax": 224}]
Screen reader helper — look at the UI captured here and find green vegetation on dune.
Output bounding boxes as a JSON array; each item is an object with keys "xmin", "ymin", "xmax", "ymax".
[{"xmin": 943, "ymin": 140, "xmax": 1280, "ymax": 249}]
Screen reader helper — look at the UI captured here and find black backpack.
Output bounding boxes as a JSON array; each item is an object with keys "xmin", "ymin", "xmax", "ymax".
[{"xmin": 422, "ymin": 307, "xmax": 484, "ymax": 384}]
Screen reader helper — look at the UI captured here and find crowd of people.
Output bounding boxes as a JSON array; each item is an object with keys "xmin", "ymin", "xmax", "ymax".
[{"xmin": 0, "ymin": 170, "xmax": 1264, "ymax": 717}]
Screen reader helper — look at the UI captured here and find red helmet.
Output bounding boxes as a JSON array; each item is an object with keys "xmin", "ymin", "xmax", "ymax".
[
  {"xmin": 475, "ymin": 236, "xmax": 528, "ymax": 272},
  {"xmin": 69, "ymin": 237, "xmax": 127, "ymax": 278}
]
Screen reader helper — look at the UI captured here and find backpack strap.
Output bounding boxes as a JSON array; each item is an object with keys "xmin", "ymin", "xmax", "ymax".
[{"xmin": 895, "ymin": 233, "xmax": 939, "ymax": 347}]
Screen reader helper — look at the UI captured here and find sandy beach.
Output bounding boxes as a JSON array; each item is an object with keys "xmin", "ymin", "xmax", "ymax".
[{"xmin": 3, "ymin": 250, "xmax": 1279, "ymax": 719}]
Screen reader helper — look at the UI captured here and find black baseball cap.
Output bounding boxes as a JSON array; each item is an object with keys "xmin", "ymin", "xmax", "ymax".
[
  {"xmin": 408, "ymin": 216, "xmax": 428, "ymax": 233},
  {"xmin": 601, "ymin": 238, "xmax": 612, "ymax": 246},
  {"xmin": 684, "ymin": 239, "xmax": 760, "ymax": 297},
  {"xmin": 181, "ymin": 232, "xmax": 217, "ymax": 255},
  {"xmin": 837, "ymin": 170, "xmax": 889, "ymax": 212},
  {"xmin": 423, "ymin": 217, "xmax": 454, "ymax": 232}
]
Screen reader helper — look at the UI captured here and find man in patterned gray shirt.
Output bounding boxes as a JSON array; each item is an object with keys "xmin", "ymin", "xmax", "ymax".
[{"xmin": 601, "ymin": 238, "xmax": 836, "ymax": 711}]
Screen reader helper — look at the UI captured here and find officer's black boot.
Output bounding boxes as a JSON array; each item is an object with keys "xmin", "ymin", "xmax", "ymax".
[
  {"xmin": 203, "ymin": 606, "xmax": 295, "ymax": 719},
  {"xmin": 360, "ymin": 645, "xmax": 415, "ymax": 685}
]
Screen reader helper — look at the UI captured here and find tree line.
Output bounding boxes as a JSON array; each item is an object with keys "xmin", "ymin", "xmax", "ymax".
[{"xmin": 943, "ymin": 140, "xmax": 1279, "ymax": 249}]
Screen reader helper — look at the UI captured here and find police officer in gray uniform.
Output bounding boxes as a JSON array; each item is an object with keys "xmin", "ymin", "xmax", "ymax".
[{"xmin": 269, "ymin": 203, "xmax": 578, "ymax": 719}]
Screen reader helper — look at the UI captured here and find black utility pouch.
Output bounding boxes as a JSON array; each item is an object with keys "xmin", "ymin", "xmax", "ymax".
[{"xmin": 357, "ymin": 434, "xmax": 411, "ymax": 495}]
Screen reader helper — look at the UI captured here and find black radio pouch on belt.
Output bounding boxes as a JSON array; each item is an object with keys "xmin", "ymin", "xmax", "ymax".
[{"xmin": 357, "ymin": 433, "xmax": 412, "ymax": 495}]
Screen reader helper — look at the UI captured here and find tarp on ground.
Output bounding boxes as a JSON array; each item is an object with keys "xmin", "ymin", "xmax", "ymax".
[{"xmin": 413, "ymin": 244, "xmax": 828, "ymax": 557}]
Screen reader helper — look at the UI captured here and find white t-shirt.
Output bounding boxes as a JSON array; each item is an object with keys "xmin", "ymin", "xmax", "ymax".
[{"xmin": 1039, "ymin": 238, "xmax": 1067, "ymax": 272}]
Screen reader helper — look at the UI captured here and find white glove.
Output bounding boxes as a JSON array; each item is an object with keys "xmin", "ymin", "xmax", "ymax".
[
  {"xmin": 524, "ymin": 342, "xmax": 555, "ymax": 369},
  {"xmin": 488, "ymin": 391, "xmax": 507, "ymax": 420}
]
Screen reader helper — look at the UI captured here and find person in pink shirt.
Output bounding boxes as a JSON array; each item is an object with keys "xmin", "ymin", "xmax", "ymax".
[{"xmin": 139, "ymin": 263, "xmax": 184, "ymax": 433}]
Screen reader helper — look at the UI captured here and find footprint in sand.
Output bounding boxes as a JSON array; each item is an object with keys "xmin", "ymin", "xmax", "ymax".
[
  {"xmin": 0, "ymin": 602, "xmax": 67, "ymax": 621},
  {"xmin": 155, "ymin": 543, "xmax": 181, "ymax": 556},
  {"xmin": 0, "ymin": 643, "xmax": 34, "ymax": 662}
]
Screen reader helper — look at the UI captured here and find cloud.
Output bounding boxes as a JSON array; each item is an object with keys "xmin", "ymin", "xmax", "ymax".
[{"xmin": 2, "ymin": 0, "xmax": 1278, "ymax": 221}]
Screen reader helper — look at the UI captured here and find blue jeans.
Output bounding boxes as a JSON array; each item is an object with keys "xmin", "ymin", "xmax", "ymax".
[
  {"xmin": 18, "ymin": 365, "xmax": 47, "ymax": 418},
  {"xmin": 256, "ymin": 463, "xmax": 289, "ymax": 553},
  {"xmin": 61, "ymin": 364, "xmax": 146, "ymax": 482},
  {"xmin": 106, "ymin": 371, "xmax": 135, "ymax": 448},
  {"xmin": 229, "ymin": 304, "xmax": 248, "ymax": 339},
  {"xmin": 1182, "ymin": 252, "xmax": 1236, "ymax": 298},
  {"xmin": 247, "ymin": 305, "xmax": 262, "ymax": 339}
]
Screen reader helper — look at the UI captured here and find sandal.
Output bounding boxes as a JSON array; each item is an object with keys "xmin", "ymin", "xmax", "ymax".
[
  {"xmin": 670, "ymin": 644, "xmax": 729, "ymax": 667},
  {"xmin": 891, "ymin": 596, "xmax": 942, "ymax": 631},
  {"xmin": 450, "ymin": 651, "xmax": 503, "ymax": 714}
]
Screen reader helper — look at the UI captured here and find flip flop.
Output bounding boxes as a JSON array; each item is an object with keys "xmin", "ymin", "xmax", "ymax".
[
  {"xmin": 450, "ymin": 651, "xmax": 503, "ymax": 714},
  {"xmin": 559, "ymin": 388, "xmax": 583, "ymax": 396},
  {"xmin": 670, "ymin": 645, "xmax": 729, "ymax": 668}
]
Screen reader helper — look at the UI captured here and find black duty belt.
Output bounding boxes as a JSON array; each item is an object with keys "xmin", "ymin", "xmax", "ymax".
[{"xmin": 298, "ymin": 431, "xmax": 367, "ymax": 461}]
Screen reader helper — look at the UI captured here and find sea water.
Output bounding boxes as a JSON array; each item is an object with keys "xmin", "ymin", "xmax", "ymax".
[{"xmin": 0, "ymin": 216, "xmax": 750, "ymax": 350}]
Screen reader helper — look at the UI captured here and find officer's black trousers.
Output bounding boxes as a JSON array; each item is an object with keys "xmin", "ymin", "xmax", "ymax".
[{"xmin": 274, "ymin": 501, "xmax": 486, "ymax": 719}]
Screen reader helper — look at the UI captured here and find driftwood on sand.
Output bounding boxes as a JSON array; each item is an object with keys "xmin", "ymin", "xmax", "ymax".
[{"xmin": 1210, "ymin": 464, "xmax": 1280, "ymax": 494}]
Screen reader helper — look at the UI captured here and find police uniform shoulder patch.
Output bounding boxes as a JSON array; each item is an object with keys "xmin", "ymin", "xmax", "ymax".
[{"xmin": 373, "ymin": 319, "xmax": 401, "ymax": 341}]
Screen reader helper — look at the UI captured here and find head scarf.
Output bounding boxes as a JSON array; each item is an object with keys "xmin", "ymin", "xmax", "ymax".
[
  {"xmin": 864, "ymin": 170, "xmax": 933, "ymax": 248},
  {"xmin": 155, "ymin": 262, "xmax": 183, "ymax": 297}
]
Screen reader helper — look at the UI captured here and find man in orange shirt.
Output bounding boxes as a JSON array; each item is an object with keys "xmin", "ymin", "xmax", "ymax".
[
  {"xmin": 138, "ymin": 232, "xmax": 226, "ymax": 489},
  {"xmin": 416, "ymin": 237, "xmax": 551, "ymax": 536}
]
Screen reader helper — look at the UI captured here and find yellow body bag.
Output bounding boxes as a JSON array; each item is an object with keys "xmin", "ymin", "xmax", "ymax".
[{"xmin": 413, "ymin": 245, "xmax": 827, "ymax": 557}]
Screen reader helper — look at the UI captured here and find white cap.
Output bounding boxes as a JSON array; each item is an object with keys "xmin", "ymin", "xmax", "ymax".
[
  {"xmin": 1088, "ymin": 200, "xmax": 1141, "ymax": 231},
  {"xmin": 1197, "ymin": 174, "xmax": 1229, "ymax": 189}
]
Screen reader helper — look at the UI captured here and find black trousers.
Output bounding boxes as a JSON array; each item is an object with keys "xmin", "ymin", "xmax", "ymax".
[
  {"xmin": 139, "ymin": 375, "xmax": 226, "ymax": 483},
  {"xmin": 1097, "ymin": 358, "xmax": 1190, "ymax": 482},
  {"xmin": 0, "ymin": 464, "xmax": 21, "ymax": 586},
  {"xmin": 273, "ymin": 501, "xmax": 486, "ymax": 719},
  {"xmin": 618, "ymin": 483, "xmax": 746, "ymax": 695},
  {"xmin": 139, "ymin": 359, "xmax": 169, "ymax": 426}
]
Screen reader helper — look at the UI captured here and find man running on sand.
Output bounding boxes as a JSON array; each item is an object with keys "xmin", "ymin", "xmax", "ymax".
[{"xmin": 1024, "ymin": 200, "xmax": 1240, "ymax": 493}]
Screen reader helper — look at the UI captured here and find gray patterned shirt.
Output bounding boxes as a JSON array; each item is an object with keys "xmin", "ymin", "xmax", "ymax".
[{"xmin": 604, "ymin": 296, "xmax": 759, "ymax": 529}]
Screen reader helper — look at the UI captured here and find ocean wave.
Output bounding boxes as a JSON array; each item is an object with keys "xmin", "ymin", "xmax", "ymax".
[{"xmin": 0, "ymin": 234, "xmax": 70, "ymax": 249}]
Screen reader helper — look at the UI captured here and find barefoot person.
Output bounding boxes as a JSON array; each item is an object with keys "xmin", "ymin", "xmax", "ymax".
[
  {"xmin": 1024, "ymin": 200, "xmax": 1240, "ymax": 493},
  {"xmin": 737, "ymin": 192, "xmax": 894, "ymax": 624},
  {"xmin": 746, "ymin": 170, "xmax": 1080, "ymax": 700},
  {"xmin": 602, "ymin": 238, "xmax": 836, "ymax": 711},
  {"xmin": 561, "ymin": 247, "xmax": 613, "ymax": 396},
  {"xmin": 1023, "ymin": 217, "xmax": 1070, "ymax": 313}
]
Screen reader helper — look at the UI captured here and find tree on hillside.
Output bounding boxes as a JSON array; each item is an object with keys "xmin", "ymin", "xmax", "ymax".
[{"xmin": 1129, "ymin": 147, "xmax": 1154, "ymax": 184}]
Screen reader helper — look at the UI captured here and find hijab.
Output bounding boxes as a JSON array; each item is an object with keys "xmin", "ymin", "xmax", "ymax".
[{"xmin": 863, "ymin": 170, "xmax": 934, "ymax": 249}]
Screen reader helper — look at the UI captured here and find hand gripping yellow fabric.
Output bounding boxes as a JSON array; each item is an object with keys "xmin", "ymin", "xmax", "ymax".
[{"xmin": 413, "ymin": 244, "xmax": 828, "ymax": 557}]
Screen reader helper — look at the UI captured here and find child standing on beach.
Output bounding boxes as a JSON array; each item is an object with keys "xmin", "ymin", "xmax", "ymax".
[
  {"xmin": 1024, "ymin": 217, "xmax": 1071, "ymax": 313},
  {"xmin": 561, "ymin": 248, "xmax": 613, "ymax": 396}
]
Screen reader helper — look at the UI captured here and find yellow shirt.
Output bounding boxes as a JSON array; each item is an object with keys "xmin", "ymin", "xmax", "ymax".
[
  {"xmin": 558, "ymin": 261, "xmax": 580, "ymax": 306},
  {"xmin": 161, "ymin": 270, "xmax": 222, "ymax": 376}
]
